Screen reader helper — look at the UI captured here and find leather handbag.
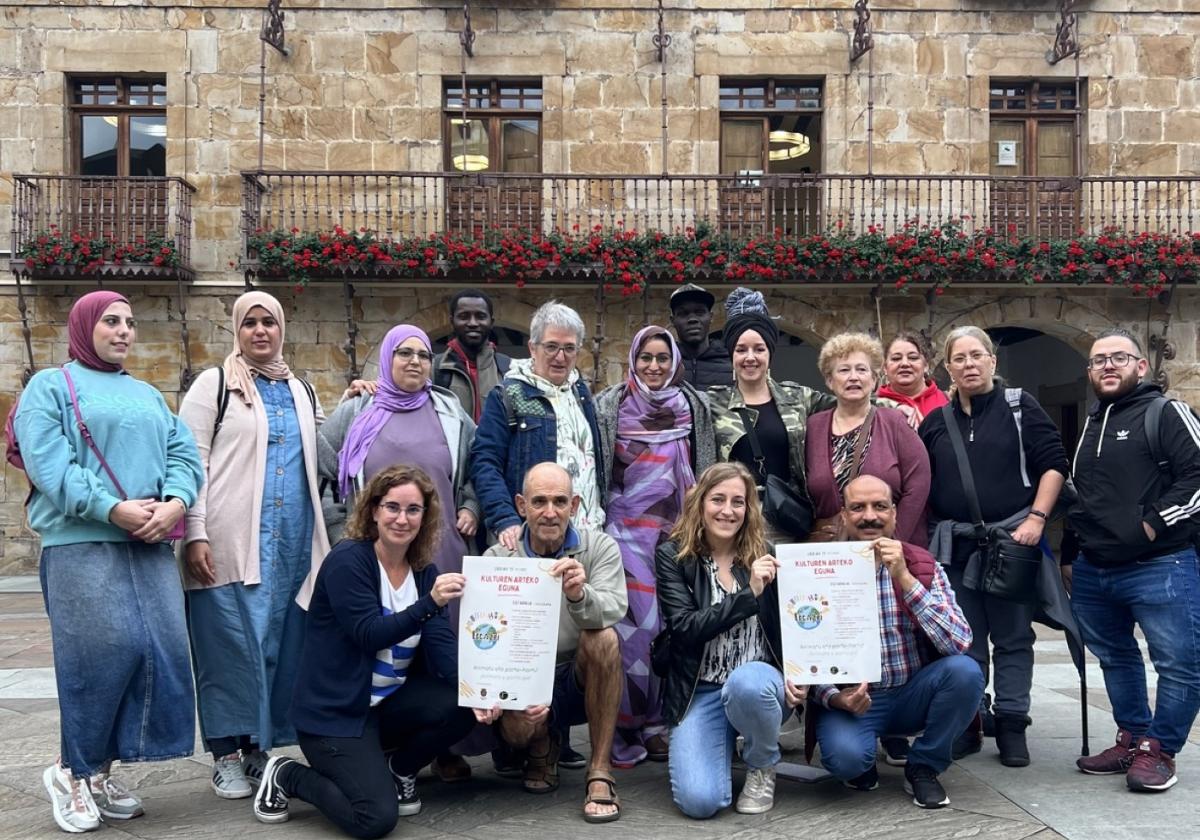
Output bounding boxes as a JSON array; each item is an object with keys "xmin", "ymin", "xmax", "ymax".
[
  {"xmin": 62, "ymin": 367, "xmax": 187, "ymax": 543},
  {"xmin": 736, "ymin": 408, "xmax": 813, "ymax": 539},
  {"xmin": 940, "ymin": 404, "xmax": 1041, "ymax": 604},
  {"xmin": 805, "ymin": 408, "xmax": 875, "ymax": 543}
]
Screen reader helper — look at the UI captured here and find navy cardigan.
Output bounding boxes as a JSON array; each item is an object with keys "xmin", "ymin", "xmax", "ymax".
[{"xmin": 290, "ymin": 539, "xmax": 457, "ymax": 738}]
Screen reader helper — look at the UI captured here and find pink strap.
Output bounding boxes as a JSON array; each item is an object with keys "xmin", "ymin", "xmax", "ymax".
[{"xmin": 61, "ymin": 366, "xmax": 128, "ymax": 499}]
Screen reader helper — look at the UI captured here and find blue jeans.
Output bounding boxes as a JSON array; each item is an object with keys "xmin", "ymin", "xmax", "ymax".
[
  {"xmin": 817, "ymin": 655, "xmax": 983, "ymax": 778},
  {"xmin": 41, "ymin": 542, "xmax": 196, "ymax": 777},
  {"xmin": 1071, "ymin": 550, "xmax": 1200, "ymax": 754},
  {"xmin": 668, "ymin": 661, "xmax": 787, "ymax": 819}
]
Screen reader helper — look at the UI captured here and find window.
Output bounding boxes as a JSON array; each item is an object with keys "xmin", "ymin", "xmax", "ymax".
[
  {"xmin": 443, "ymin": 79, "xmax": 542, "ymax": 173},
  {"xmin": 988, "ymin": 79, "xmax": 1084, "ymax": 237},
  {"xmin": 718, "ymin": 79, "xmax": 823, "ymax": 235},
  {"xmin": 71, "ymin": 76, "xmax": 167, "ymax": 176}
]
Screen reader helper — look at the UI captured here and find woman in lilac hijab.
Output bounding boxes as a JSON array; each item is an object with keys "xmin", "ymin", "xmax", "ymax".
[
  {"xmin": 593, "ymin": 325, "xmax": 718, "ymax": 767},
  {"xmin": 317, "ymin": 324, "xmax": 479, "ymax": 779}
]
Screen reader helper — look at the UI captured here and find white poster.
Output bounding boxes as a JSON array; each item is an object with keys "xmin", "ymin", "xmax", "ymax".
[
  {"xmin": 996, "ymin": 140, "xmax": 1018, "ymax": 166},
  {"xmin": 457, "ymin": 556, "xmax": 563, "ymax": 711},
  {"xmin": 775, "ymin": 541, "xmax": 882, "ymax": 685}
]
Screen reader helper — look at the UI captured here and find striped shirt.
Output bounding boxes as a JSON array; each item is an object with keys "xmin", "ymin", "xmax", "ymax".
[
  {"xmin": 370, "ymin": 564, "xmax": 421, "ymax": 706},
  {"xmin": 815, "ymin": 560, "xmax": 972, "ymax": 708}
]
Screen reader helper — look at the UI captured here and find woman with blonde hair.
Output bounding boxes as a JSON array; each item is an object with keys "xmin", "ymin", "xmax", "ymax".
[
  {"xmin": 654, "ymin": 462, "xmax": 806, "ymax": 819},
  {"xmin": 179, "ymin": 290, "xmax": 331, "ymax": 799},
  {"xmin": 253, "ymin": 465, "xmax": 477, "ymax": 837},
  {"xmin": 920, "ymin": 326, "xmax": 1068, "ymax": 767},
  {"xmin": 805, "ymin": 332, "xmax": 930, "ymax": 546}
]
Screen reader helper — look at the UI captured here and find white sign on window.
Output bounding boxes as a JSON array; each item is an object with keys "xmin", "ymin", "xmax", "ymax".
[{"xmin": 996, "ymin": 141, "xmax": 1018, "ymax": 167}]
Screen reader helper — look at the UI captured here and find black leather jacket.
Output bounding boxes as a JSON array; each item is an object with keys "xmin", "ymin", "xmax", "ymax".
[{"xmin": 655, "ymin": 541, "xmax": 784, "ymax": 727}]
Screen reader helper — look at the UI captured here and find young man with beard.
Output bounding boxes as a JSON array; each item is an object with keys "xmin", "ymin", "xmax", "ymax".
[
  {"xmin": 434, "ymin": 290, "xmax": 512, "ymax": 422},
  {"xmin": 1069, "ymin": 328, "xmax": 1200, "ymax": 793},
  {"xmin": 669, "ymin": 284, "xmax": 732, "ymax": 389}
]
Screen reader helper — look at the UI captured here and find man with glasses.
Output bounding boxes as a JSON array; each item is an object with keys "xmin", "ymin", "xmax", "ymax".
[{"xmin": 1068, "ymin": 327, "xmax": 1200, "ymax": 793}]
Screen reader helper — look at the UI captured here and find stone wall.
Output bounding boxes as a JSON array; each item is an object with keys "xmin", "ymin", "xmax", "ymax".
[
  {"xmin": 2, "ymin": 2, "xmax": 1200, "ymax": 275},
  {"xmin": 1, "ymin": 280, "xmax": 1195, "ymax": 571}
]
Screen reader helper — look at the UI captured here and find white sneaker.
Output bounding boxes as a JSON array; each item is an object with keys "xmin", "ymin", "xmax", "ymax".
[
  {"xmin": 735, "ymin": 765, "xmax": 777, "ymax": 814},
  {"xmin": 89, "ymin": 771, "xmax": 144, "ymax": 820},
  {"xmin": 43, "ymin": 763, "xmax": 100, "ymax": 833},
  {"xmin": 241, "ymin": 749, "xmax": 269, "ymax": 788},
  {"xmin": 211, "ymin": 754, "xmax": 253, "ymax": 800}
]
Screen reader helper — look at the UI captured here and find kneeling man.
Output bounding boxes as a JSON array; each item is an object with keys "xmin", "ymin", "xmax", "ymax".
[
  {"xmin": 478, "ymin": 462, "xmax": 626, "ymax": 822},
  {"xmin": 814, "ymin": 475, "xmax": 983, "ymax": 808}
]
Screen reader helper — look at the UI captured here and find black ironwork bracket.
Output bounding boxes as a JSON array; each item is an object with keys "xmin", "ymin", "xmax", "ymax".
[
  {"xmin": 460, "ymin": 1, "xmax": 476, "ymax": 58},
  {"xmin": 654, "ymin": 0, "xmax": 672, "ymax": 63},
  {"xmin": 1149, "ymin": 276, "xmax": 1180, "ymax": 389},
  {"xmin": 341, "ymin": 278, "xmax": 361, "ymax": 384},
  {"xmin": 850, "ymin": 0, "xmax": 874, "ymax": 63},
  {"xmin": 261, "ymin": 0, "xmax": 287, "ymax": 55},
  {"xmin": 176, "ymin": 274, "xmax": 196, "ymax": 392},
  {"xmin": 13, "ymin": 272, "xmax": 37, "ymax": 386},
  {"xmin": 1048, "ymin": 0, "xmax": 1080, "ymax": 65}
]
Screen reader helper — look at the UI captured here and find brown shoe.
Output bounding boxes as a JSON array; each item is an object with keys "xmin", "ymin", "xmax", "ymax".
[
  {"xmin": 430, "ymin": 754, "xmax": 472, "ymax": 783},
  {"xmin": 644, "ymin": 733, "xmax": 669, "ymax": 762}
]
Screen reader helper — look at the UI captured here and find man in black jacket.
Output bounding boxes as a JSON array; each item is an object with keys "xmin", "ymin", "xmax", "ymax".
[
  {"xmin": 669, "ymin": 284, "xmax": 732, "ymax": 389},
  {"xmin": 433, "ymin": 289, "xmax": 512, "ymax": 422},
  {"xmin": 1069, "ymin": 328, "xmax": 1200, "ymax": 794}
]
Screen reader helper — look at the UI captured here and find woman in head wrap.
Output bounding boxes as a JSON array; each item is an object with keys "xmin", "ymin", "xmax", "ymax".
[
  {"xmin": 178, "ymin": 291, "xmax": 331, "ymax": 800},
  {"xmin": 708, "ymin": 288, "xmax": 838, "ymax": 545},
  {"xmin": 593, "ymin": 325, "xmax": 717, "ymax": 767},
  {"xmin": 318, "ymin": 323, "xmax": 479, "ymax": 781},
  {"xmin": 14, "ymin": 291, "xmax": 203, "ymax": 833}
]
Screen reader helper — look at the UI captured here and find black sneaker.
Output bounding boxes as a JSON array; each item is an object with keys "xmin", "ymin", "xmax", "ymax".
[
  {"xmin": 393, "ymin": 773, "xmax": 422, "ymax": 816},
  {"xmin": 558, "ymin": 742, "xmax": 587, "ymax": 770},
  {"xmin": 881, "ymin": 737, "xmax": 910, "ymax": 767},
  {"xmin": 253, "ymin": 756, "xmax": 295, "ymax": 824},
  {"xmin": 952, "ymin": 729, "xmax": 982, "ymax": 760},
  {"xmin": 843, "ymin": 763, "xmax": 879, "ymax": 791},
  {"xmin": 904, "ymin": 763, "xmax": 949, "ymax": 809}
]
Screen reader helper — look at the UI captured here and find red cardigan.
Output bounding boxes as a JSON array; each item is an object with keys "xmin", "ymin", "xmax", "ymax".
[{"xmin": 804, "ymin": 406, "xmax": 932, "ymax": 547}]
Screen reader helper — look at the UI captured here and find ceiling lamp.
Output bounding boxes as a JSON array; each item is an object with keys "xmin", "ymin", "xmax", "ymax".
[
  {"xmin": 452, "ymin": 154, "xmax": 490, "ymax": 171},
  {"xmin": 768, "ymin": 130, "xmax": 811, "ymax": 161}
]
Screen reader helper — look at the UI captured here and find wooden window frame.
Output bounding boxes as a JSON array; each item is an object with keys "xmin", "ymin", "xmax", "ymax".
[
  {"xmin": 988, "ymin": 79, "xmax": 1085, "ymax": 178},
  {"xmin": 69, "ymin": 74, "xmax": 167, "ymax": 177},
  {"xmin": 442, "ymin": 78, "xmax": 543, "ymax": 173},
  {"xmin": 718, "ymin": 78, "xmax": 823, "ymax": 174}
]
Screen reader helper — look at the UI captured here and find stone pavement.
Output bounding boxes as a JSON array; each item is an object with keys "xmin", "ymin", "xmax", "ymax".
[{"xmin": 1, "ymin": 575, "xmax": 1197, "ymax": 840}]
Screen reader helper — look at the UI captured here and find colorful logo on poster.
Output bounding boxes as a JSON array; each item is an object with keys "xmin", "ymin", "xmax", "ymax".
[
  {"xmin": 785, "ymin": 593, "xmax": 830, "ymax": 631},
  {"xmin": 466, "ymin": 611, "xmax": 509, "ymax": 650}
]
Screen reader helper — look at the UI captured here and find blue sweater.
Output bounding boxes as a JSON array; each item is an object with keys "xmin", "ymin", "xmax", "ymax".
[
  {"xmin": 290, "ymin": 539, "xmax": 458, "ymax": 738},
  {"xmin": 13, "ymin": 362, "xmax": 203, "ymax": 547}
]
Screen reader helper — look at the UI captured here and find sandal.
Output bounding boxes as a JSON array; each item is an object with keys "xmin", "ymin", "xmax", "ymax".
[
  {"xmin": 582, "ymin": 770, "xmax": 621, "ymax": 823},
  {"xmin": 522, "ymin": 731, "xmax": 560, "ymax": 795}
]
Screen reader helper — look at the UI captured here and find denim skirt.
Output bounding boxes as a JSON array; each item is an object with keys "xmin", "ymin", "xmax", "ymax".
[{"xmin": 40, "ymin": 541, "xmax": 195, "ymax": 777}]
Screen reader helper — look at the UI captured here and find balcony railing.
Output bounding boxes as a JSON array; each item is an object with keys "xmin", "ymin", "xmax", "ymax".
[
  {"xmin": 10, "ymin": 174, "xmax": 196, "ymax": 281},
  {"xmin": 241, "ymin": 171, "xmax": 1200, "ymax": 264}
]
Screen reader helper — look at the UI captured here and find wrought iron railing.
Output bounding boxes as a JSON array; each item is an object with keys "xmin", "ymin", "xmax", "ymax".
[
  {"xmin": 240, "ymin": 171, "xmax": 1200, "ymax": 257},
  {"xmin": 10, "ymin": 174, "xmax": 196, "ymax": 279}
]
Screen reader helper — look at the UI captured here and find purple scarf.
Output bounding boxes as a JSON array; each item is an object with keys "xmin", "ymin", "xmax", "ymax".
[
  {"xmin": 68, "ymin": 290, "xmax": 131, "ymax": 372},
  {"xmin": 338, "ymin": 324, "xmax": 433, "ymax": 495}
]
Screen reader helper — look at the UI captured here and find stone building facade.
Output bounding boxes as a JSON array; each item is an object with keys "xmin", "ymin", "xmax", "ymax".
[{"xmin": 2, "ymin": 1, "xmax": 1199, "ymax": 569}]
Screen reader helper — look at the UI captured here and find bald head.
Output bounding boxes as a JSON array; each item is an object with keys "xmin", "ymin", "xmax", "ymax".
[
  {"xmin": 516, "ymin": 462, "xmax": 579, "ymax": 556},
  {"xmin": 841, "ymin": 474, "xmax": 897, "ymax": 540},
  {"xmin": 523, "ymin": 462, "xmax": 573, "ymax": 497}
]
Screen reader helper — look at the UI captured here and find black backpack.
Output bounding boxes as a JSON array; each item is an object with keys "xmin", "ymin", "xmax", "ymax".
[
  {"xmin": 211, "ymin": 367, "xmax": 316, "ymax": 443},
  {"xmin": 1143, "ymin": 395, "xmax": 1200, "ymax": 547}
]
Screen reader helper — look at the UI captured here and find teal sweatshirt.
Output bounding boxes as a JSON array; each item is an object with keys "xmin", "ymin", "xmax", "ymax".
[{"xmin": 13, "ymin": 361, "xmax": 204, "ymax": 547}]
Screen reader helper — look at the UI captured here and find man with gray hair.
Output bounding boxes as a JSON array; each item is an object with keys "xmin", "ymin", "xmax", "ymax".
[{"xmin": 472, "ymin": 299, "xmax": 605, "ymax": 549}]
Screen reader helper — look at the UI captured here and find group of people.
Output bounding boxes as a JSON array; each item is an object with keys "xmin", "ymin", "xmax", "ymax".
[{"xmin": 11, "ymin": 281, "xmax": 1200, "ymax": 837}]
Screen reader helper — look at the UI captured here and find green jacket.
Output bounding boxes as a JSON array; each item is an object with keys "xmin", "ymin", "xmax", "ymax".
[{"xmin": 707, "ymin": 378, "xmax": 837, "ymax": 494}]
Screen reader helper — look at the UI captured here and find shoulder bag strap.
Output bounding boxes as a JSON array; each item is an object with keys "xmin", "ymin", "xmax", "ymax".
[
  {"xmin": 1005, "ymin": 387, "xmax": 1031, "ymax": 488},
  {"xmin": 212, "ymin": 366, "xmax": 231, "ymax": 443},
  {"xmin": 61, "ymin": 366, "xmax": 128, "ymax": 499},
  {"xmin": 940, "ymin": 403, "xmax": 986, "ymax": 544},
  {"xmin": 734, "ymin": 407, "xmax": 768, "ymax": 482},
  {"xmin": 847, "ymin": 406, "xmax": 875, "ymax": 482}
]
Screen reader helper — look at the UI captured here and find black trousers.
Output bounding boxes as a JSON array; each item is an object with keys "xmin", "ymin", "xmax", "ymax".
[{"xmin": 281, "ymin": 674, "xmax": 475, "ymax": 839}]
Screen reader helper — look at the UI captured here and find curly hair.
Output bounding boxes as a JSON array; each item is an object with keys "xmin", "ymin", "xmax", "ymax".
[
  {"xmin": 344, "ymin": 464, "xmax": 442, "ymax": 570},
  {"xmin": 668, "ymin": 462, "xmax": 765, "ymax": 568},
  {"xmin": 817, "ymin": 331, "xmax": 884, "ymax": 381}
]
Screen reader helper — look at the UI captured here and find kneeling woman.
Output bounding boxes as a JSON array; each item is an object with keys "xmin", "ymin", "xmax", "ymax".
[
  {"xmin": 253, "ymin": 465, "xmax": 477, "ymax": 839},
  {"xmin": 655, "ymin": 462, "xmax": 806, "ymax": 819}
]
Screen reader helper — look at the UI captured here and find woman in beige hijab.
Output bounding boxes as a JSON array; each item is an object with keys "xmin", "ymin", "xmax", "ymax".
[{"xmin": 178, "ymin": 291, "xmax": 331, "ymax": 800}]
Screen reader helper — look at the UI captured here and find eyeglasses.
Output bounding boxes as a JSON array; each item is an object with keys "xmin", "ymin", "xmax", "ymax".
[
  {"xmin": 378, "ymin": 502, "xmax": 425, "ymax": 518},
  {"xmin": 1088, "ymin": 352, "xmax": 1141, "ymax": 370},
  {"xmin": 537, "ymin": 342, "xmax": 579, "ymax": 358},
  {"xmin": 636, "ymin": 353, "xmax": 672, "ymax": 367},
  {"xmin": 948, "ymin": 351, "xmax": 992, "ymax": 368},
  {"xmin": 394, "ymin": 348, "xmax": 433, "ymax": 363}
]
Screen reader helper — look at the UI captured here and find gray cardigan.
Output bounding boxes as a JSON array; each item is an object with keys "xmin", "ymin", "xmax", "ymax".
[
  {"xmin": 317, "ymin": 385, "xmax": 479, "ymax": 542},
  {"xmin": 594, "ymin": 380, "xmax": 717, "ymax": 489}
]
